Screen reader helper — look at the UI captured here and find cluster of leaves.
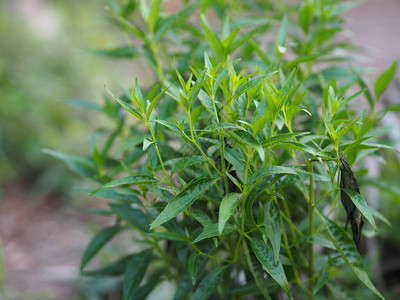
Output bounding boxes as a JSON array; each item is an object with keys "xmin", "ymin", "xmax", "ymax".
[{"xmin": 51, "ymin": 0, "xmax": 399, "ymax": 299}]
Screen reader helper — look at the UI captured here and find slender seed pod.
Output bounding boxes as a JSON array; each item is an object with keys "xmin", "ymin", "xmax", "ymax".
[{"xmin": 339, "ymin": 158, "xmax": 364, "ymax": 252}]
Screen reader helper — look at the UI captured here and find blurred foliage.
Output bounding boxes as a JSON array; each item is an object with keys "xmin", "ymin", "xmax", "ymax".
[{"xmin": 0, "ymin": 0, "xmax": 128, "ymax": 195}]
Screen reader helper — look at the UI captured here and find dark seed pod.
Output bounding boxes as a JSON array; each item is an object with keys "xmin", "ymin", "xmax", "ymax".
[{"xmin": 339, "ymin": 158, "xmax": 364, "ymax": 252}]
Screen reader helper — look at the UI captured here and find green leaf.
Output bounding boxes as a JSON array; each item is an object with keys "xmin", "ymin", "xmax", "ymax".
[
  {"xmin": 146, "ymin": 85, "xmax": 170, "ymax": 117},
  {"xmin": 284, "ymin": 54, "xmax": 322, "ymax": 68},
  {"xmin": 201, "ymin": 123, "xmax": 245, "ymax": 133},
  {"xmin": 265, "ymin": 201, "xmax": 282, "ymax": 264},
  {"xmin": 155, "ymin": 120, "xmax": 188, "ymax": 139},
  {"xmin": 200, "ymin": 15, "xmax": 224, "ymax": 59},
  {"xmin": 149, "ymin": 232, "xmax": 188, "ymax": 242},
  {"xmin": 275, "ymin": 15, "xmax": 287, "ymax": 54},
  {"xmin": 90, "ymin": 175, "xmax": 156, "ymax": 195},
  {"xmin": 132, "ymin": 273, "xmax": 162, "ymax": 300},
  {"xmin": 313, "ymin": 270, "xmax": 329, "ymax": 295},
  {"xmin": 299, "ymin": 235, "xmax": 335, "ymax": 250},
  {"xmin": 194, "ymin": 223, "xmax": 235, "ymax": 243},
  {"xmin": 191, "ymin": 210, "xmax": 213, "ymax": 227},
  {"xmin": 322, "ymin": 216, "xmax": 384, "ymax": 300},
  {"xmin": 192, "ymin": 265, "xmax": 229, "ymax": 300},
  {"xmin": 84, "ymin": 46, "xmax": 139, "ymax": 58},
  {"xmin": 228, "ymin": 23, "xmax": 270, "ymax": 53},
  {"xmin": 262, "ymin": 132, "xmax": 310, "ymax": 147},
  {"xmin": 63, "ymin": 98, "xmax": 103, "ymax": 112},
  {"xmin": 117, "ymin": 135, "xmax": 148, "ymax": 154},
  {"xmin": 106, "ymin": 87, "xmax": 144, "ymax": 121},
  {"xmin": 110, "ymin": 203, "xmax": 150, "ymax": 232},
  {"xmin": 82, "ymin": 254, "xmax": 133, "ymax": 277},
  {"xmin": 171, "ymin": 156, "xmax": 208, "ymax": 175},
  {"xmin": 188, "ymin": 253, "xmax": 199, "ymax": 285},
  {"xmin": 342, "ymin": 136, "xmax": 373, "ymax": 157},
  {"xmin": 173, "ymin": 276, "xmax": 193, "ymax": 300},
  {"xmin": 148, "ymin": 0, "xmax": 162, "ymax": 34},
  {"xmin": 43, "ymin": 149, "xmax": 97, "ymax": 178},
  {"xmin": 218, "ymin": 193, "xmax": 241, "ymax": 234},
  {"xmin": 249, "ymin": 238, "xmax": 292, "ymax": 299},
  {"xmin": 230, "ymin": 130, "xmax": 265, "ymax": 162},
  {"xmin": 80, "ymin": 226, "xmax": 122, "ymax": 272},
  {"xmin": 142, "ymin": 137, "xmax": 153, "ymax": 151},
  {"xmin": 243, "ymin": 241, "xmax": 271, "ymax": 299},
  {"xmin": 113, "ymin": 14, "xmax": 147, "ymax": 41},
  {"xmin": 249, "ymin": 166, "xmax": 298, "ymax": 183},
  {"xmin": 274, "ymin": 141, "xmax": 318, "ymax": 156},
  {"xmin": 342, "ymin": 188, "xmax": 377, "ymax": 233},
  {"xmin": 150, "ymin": 178, "xmax": 218, "ymax": 229},
  {"xmin": 123, "ymin": 249, "xmax": 152, "ymax": 300},
  {"xmin": 76, "ymin": 188, "xmax": 140, "ymax": 204},
  {"xmin": 281, "ymin": 67, "xmax": 298, "ymax": 97},
  {"xmin": 189, "ymin": 70, "xmax": 207, "ymax": 107},
  {"xmin": 234, "ymin": 72, "xmax": 269, "ymax": 99},
  {"xmin": 374, "ymin": 61, "xmax": 398, "ymax": 99},
  {"xmin": 334, "ymin": 117, "xmax": 361, "ymax": 150},
  {"xmin": 155, "ymin": 5, "xmax": 196, "ymax": 42}
]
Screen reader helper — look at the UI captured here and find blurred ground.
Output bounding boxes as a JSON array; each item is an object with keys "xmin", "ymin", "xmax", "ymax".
[
  {"xmin": 0, "ymin": 0, "xmax": 399, "ymax": 299},
  {"xmin": 0, "ymin": 187, "xmax": 90, "ymax": 299}
]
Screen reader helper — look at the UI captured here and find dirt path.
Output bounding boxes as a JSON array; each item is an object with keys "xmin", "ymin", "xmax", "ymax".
[{"xmin": 0, "ymin": 186, "xmax": 106, "ymax": 300}]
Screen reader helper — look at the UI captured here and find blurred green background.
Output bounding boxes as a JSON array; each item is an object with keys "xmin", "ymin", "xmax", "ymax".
[{"xmin": 0, "ymin": 0, "xmax": 399, "ymax": 299}]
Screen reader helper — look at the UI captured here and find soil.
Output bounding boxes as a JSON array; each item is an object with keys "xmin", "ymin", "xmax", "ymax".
[{"xmin": 0, "ymin": 185, "xmax": 110, "ymax": 300}]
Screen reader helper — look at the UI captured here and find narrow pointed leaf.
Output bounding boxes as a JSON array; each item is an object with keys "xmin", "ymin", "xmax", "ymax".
[
  {"xmin": 322, "ymin": 216, "xmax": 384, "ymax": 300},
  {"xmin": 82, "ymin": 254, "xmax": 133, "ymax": 277},
  {"xmin": 188, "ymin": 253, "xmax": 199, "ymax": 285},
  {"xmin": 148, "ymin": 0, "xmax": 162, "ymax": 34},
  {"xmin": 200, "ymin": 15, "xmax": 224, "ymax": 59},
  {"xmin": 228, "ymin": 23, "xmax": 270, "ymax": 53},
  {"xmin": 243, "ymin": 241, "xmax": 271, "ymax": 299},
  {"xmin": 342, "ymin": 188, "xmax": 377, "ymax": 233},
  {"xmin": 265, "ymin": 201, "xmax": 282, "ymax": 264},
  {"xmin": 149, "ymin": 232, "xmax": 187, "ymax": 242},
  {"xmin": 110, "ymin": 203, "xmax": 150, "ymax": 232},
  {"xmin": 374, "ymin": 61, "xmax": 398, "ymax": 99},
  {"xmin": 249, "ymin": 166, "xmax": 297, "ymax": 183},
  {"xmin": 299, "ymin": 235, "xmax": 335, "ymax": 250},
  {"xmin": 192, "ymin": 265, "xmax": 229, "ymax": 300},
  {"xmin": 194, "ymin": 223, "xmax": 235, "ymax": 243},
  {"xmin": 150, "ymin": 178, "xmax": 218, "ymax": 229},
  {"xmin": 155, "ymin": 5, "xmax": 196, "ymax": 42},
  {"xmin": 249, "ymin": 238, "xmax": 292, "ymax": 299},
  {"xmin": 230, "ymin": 130, "xmax": 265, "ymax": 162},
  {"xmin": 171, "ymin": 156, "xmax": 208, "ymax": 175},
  {"xmin": 80, "ymin": 226, "xmax": 122, "ymax": 272},
  {"xmin": 106, "ymin": 87, "xmax": 143, "ymax": 121},
  {"xmin": 262, "ymin": 132, "xmax": 310, "ymax": 147},
  {"xmin": 218, "ymin": 193, "xmax": 241, "ymax": 234},
  {"xmin": 123, "ymin": 249, "xmax": 152, "ymax": 300},
  {"xmin": 90, "ymin": 175, "xmax": 156, "ymax": 195}
]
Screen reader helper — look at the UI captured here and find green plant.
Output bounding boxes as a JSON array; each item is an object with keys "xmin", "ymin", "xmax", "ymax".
[{"xmin": 52, "ymin": 1, "xmax": 399, "ymax": 299}]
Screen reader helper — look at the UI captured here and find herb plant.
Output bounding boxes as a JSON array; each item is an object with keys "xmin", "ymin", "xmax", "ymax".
[{"xmin": 51, "ymin": 1, "xmax": 399, "ymax": 299}]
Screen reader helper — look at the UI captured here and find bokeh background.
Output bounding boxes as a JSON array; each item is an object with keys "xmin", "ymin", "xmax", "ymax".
[{"xmin": 0, "ymin": 0, "xmax": 399, "ymax": 299}]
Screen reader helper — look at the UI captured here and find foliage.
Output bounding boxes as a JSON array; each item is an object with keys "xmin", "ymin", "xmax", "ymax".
[
  {"xmin": 0, "ymin": 0, "xmax": 119, "ymax": 194},
  {"xmin": 54, "ymin": 0, "xmax": 399, "ymax": 299}
]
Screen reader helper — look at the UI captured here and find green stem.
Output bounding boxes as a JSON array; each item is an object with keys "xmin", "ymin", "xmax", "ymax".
[
  {"xmin": 308, "ymin": 161, "xmax": 315, "ymax": 293},
  {"xmin": 190, "ymin": 242, "xmax": 234, "ymax": 263},
  {"xmin": 147, "ymin": 121, "xmax": 173, "ymax": 189},
  {"xmin": 150, "ymin": 39, "xmax": 165, "ymax": 84},
  {"xmin": 241, "ymin": 152, "xmax": 252, "ymax": 234}
]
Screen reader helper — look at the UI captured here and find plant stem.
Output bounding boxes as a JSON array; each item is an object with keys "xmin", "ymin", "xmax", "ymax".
[
  {"xmin": 308, "ymin": 161, "xmax": 315, "ymax": 292},
  {"xmin": 147, "ymin": 121, "xmax": 173, "ymax": 189}
]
